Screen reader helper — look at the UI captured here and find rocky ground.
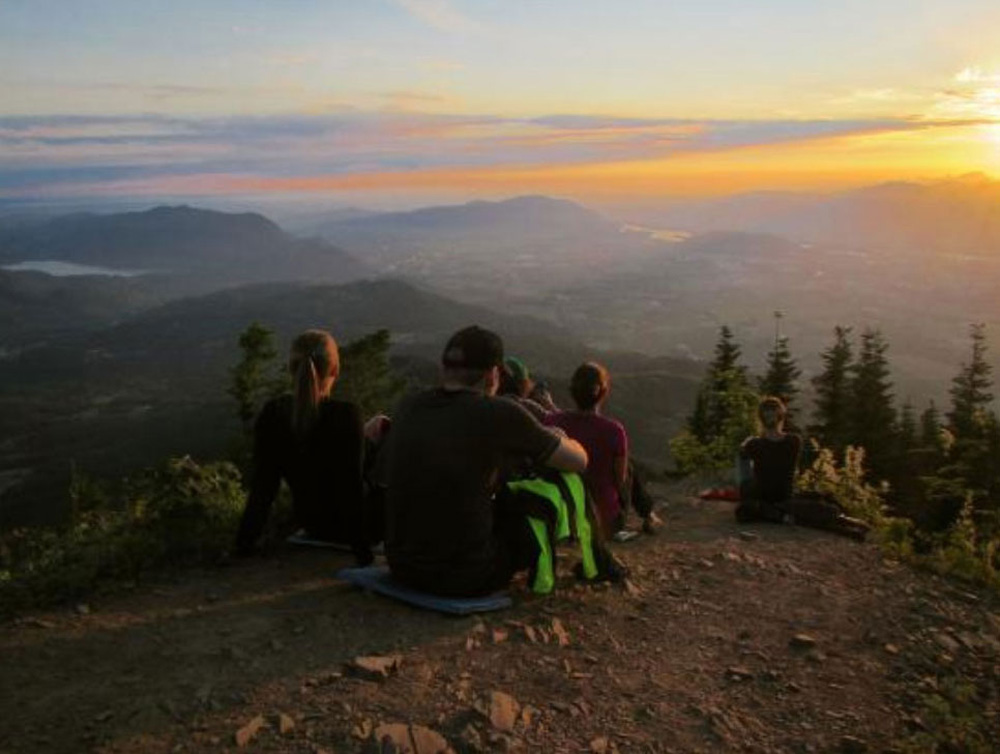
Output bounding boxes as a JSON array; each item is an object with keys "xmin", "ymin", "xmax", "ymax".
[{"xmin": 1, "ymin": 484, "xmax": 998, "ymax": 753}]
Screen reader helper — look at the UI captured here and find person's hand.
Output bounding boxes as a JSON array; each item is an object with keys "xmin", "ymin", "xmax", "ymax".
[
  {"xmin": 364, "ymin": 414, "xmax": 392, "ymax": 443},
  {"xmin": 548, "ymin": 426, "xmax": 568, "ymax": 439}
]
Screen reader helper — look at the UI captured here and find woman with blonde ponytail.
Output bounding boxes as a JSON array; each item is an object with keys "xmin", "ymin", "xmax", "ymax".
[
  {"xmin": 290, "ymin": 330, "xmax": 340, "ymax": 437},
  {"xmin": 236, "ymin": 329, "xmax": 376, "ymax": 564}
]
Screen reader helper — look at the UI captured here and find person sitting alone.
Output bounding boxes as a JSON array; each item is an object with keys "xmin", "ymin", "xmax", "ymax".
[
  {"xmin": 545, "ymin": 362, "xmax": 662, "ymax": 539},
  {"xmin": 737, "ymin": 396, "xmax": 868, "ymax": 540},
  {"xmin": 383, "ymin": 325, "xmax": 589, "ymax": 597},
  {"xmin": 235, "ymin": 329, "xmax": 377, "ymax": 564}
]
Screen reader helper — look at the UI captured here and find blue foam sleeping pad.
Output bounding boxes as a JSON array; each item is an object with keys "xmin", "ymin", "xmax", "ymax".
[{"xmin": 336, "ymin": 565, "xmax": 512, "ymax": 615}]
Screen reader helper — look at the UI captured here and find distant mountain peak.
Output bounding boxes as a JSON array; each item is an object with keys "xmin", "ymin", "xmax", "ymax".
[{"xmin": 328, "ymin": 193, "xmax": 612, "ymax": 234}]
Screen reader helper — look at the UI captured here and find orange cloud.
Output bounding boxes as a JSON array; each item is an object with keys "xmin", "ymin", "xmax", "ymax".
[{"xmin": 213, "ymin": 121, "xmax": 990, "ymax": 199}]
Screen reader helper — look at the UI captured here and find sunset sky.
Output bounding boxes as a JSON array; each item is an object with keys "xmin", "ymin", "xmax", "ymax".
[{"xmin": 3, "ymin": 0, "xmax": 1000, "ymax": 207}]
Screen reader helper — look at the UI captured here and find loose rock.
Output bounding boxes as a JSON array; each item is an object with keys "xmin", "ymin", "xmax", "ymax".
[
  {"xmin": 276, "ymin": 712, "xmax": 295, "ymax": 735},
  {"xmin": 789, "ymin": 633, "xmax": 817, "ymax": 650},
  {"xmin": 350, "ymin": 654, "xmax": 403, "ymax": 680},
  {"xmin": 487, "ymin": 691, "xmax": 520, "ymax": 732},
  {"xmin": 234, "ymin": 715, "xmax": 266, "ymax": 748}
]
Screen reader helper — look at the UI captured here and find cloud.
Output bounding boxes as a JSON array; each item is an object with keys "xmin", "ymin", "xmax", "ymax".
[
  {"xmin": 392, "ymin": 0, "xmax": 479, "ymax": 33},
  {"xmin": 378, "ymin": 90, "xmax": 465, "ymax": 111},
  {"xmin": 929, "ymin": 69, "xmax": 1000, "ymax": 121},
  {"xmin": 0, "ymin": 110, "xmax": 983, "ymax": 198},
  {"xmin": 955, "ymin": 67, "xmax": 1000, "ymax": 84}
]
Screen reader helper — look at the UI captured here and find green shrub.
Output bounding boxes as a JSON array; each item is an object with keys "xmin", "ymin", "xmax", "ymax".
[
  {"xmin": 0, "ymin": 456, "xmax": 245, "ymax": 614},
  {"xmin": 796, "ymin": 444, "xmax": 888, "ymax": 526},
  {"xmin": 922, "ymin": 496, "xmax": 998, "ymax": 587},
  {"xmin": 669, "ymin": 372, "xmax": 758, "ymax": 474}
]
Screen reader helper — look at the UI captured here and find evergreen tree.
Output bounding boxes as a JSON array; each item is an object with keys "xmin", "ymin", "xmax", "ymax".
[
  {"xmin": 710, "ymin": 325, "xmax": 746, "ymax": 379},
  {"xmin": 759, "ymin": 336, "xmax": 802, "ymax": 422},
  {"xmin": 897, "ymin": 399, "xmax": 918, "ymax": 452},
  {"xmin": 920, "ymin": 400, "xmax": 943, "ymax": 449},
  {"xmin": 337, "ymin": 329, "xmax": 406, "ymax": 418},
  {"xmin": 810, "ymin": 326, "xmax": 854, "ymax": 452},
  {"xmin": 948, "ymin": 323, "xmax": 994, "ymax": 439},
  {"xmin": 228, "ymin": 322, "xmax": 283, "ymax": 436},
  {"xmin": 687, "ymin": 325, "xmax": 751, "ymax": 442},
  {"xmin": 848, "ymin": 328, "xmax": 896, "ymax": 479}
]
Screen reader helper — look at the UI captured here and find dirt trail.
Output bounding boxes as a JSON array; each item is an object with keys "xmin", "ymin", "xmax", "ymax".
[{"xmin": 2, "ymin": 485, "xmax": 998, "ymax": 753}]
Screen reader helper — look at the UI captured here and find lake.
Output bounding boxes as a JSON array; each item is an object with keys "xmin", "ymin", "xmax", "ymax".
[{"xmin": 1, "ymin": 260, "xmax": 147, "ymax": 277}]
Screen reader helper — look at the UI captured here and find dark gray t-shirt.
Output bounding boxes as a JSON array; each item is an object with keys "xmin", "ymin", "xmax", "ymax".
[{"xmin": 385, "ymin": 387, "xmax": 560, "ymax": 580}]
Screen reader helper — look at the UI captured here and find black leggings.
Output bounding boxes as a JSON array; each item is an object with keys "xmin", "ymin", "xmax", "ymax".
[{"xmin": 736, "ymin": 494, "xmax": 869, "ymax": 540}]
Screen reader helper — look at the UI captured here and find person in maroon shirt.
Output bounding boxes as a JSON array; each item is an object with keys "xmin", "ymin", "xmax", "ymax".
[{"xmin": 546, "ymin": 362, "xmax": 662, "ymax": 538}]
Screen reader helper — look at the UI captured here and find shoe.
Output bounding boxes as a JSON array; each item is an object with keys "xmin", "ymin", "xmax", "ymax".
[{"xmin": 612, "ymin": 530, "xmax": 640, "ymax": 543}]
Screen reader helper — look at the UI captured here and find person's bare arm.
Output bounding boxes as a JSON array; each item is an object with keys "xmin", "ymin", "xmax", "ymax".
[{"xmin": 545, "ymin": 435, "xmax": 588, "ymax": 473}]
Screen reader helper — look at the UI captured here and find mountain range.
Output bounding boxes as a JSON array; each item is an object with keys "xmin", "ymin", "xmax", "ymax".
[
  {"xmin": 0, "ymin": 205, "xmax": 370, "ymax": 289},
  {"xmin": 630, "ymin": 174, "xmax": 1000, "ymax": 256}
]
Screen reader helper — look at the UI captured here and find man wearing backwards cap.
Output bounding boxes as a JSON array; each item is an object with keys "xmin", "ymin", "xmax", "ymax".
[{"xmin": 384, "ymin": 325, "xmax": 588, "ymax": 597}]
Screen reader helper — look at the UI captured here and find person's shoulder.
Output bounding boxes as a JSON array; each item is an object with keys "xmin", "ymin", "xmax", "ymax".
[
  {"xmin": 601, "ymin": 414, "xmax": 627, "ymax": 433},
  {"xmin": 490, "ymin": 393, "xmax": 533, "ymax": 418}
]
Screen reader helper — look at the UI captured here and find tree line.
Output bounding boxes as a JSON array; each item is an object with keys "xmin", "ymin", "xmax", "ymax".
[{"xmin": 672, "ymin": 322, "xmax": 999, "ymax": 542}]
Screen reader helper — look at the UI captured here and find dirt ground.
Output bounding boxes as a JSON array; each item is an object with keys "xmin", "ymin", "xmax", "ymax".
[{"xmin": 1, "ymin": 484, "xmax": 998, "ymax": 754}]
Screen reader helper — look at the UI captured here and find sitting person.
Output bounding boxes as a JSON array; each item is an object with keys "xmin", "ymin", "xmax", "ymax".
[
  {"xmin": 383, "ymin": 325, "xmax": 589, "ymax": 597},
  {"xmin": 737, "ymin": 396, "xmax": 868, "ymax": 540},
  {"xmin": 545, "ymin": 362, "xmax": 661, "ymax": 539},
  {"xmin": 235, "ymin": 329, "xmax": 377, "ymax": 564},
  {"xmin": 497, "ymin": 356, "xmax": 550, "ymax": 421}
]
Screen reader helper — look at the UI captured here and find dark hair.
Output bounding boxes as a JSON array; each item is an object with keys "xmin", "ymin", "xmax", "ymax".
[
  {"xmin": 289, "ymin": 330, "xmax": 339, "ymax": 437},
  {"xmin": 570, "ymin": 362, "xmax": 610, "ymax": 410},
  {"xmin": 757, "ymin": 395, "xmax": 786, "ymax": 430}
]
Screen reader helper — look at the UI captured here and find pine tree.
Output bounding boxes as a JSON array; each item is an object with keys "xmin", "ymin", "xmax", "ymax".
[
  {"xmin": 948, "ymin": 323, "xmax": 994, "ymax": 439},
  {"xmin": 810, "ymin": 326, "xmax": 854, "ymax": 452},
  {"xmin": 711, "ymin": 325, "xmax": 745, "ymax": 379},
  {"xmin": 337, "ymin": 329, "xmax": 406, "ymax": 417},
  {"xmin": 687, "ymin": 325, "xmax": 751, "ymax": 442},
  {"xmin": 897, "ymin": 399, "xmax": 918, "ymax": 452},
  {"xmin": 759, "ymin": 336, "xmax": 802, "ymax": 422},
  {"xmin": 849, "ymin": 328, "xmax": 896, "ymax": 479},
  {"xmin": 228, "ymin": 322, "xmax": 282, "ymax": 436},
  {"xmin": 920, "ymin": 400, "xmax": 943, "ymax": 449}
]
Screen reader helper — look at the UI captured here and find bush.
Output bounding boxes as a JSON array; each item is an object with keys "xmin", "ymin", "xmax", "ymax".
[
  {"xmin": 796, "ymin": 444, "xmax": 888, "ymax": 525},
  {"xmin": 669, "ymin": 373, "xmax": 758, "ymax": 474},
  {"xmin": 0, "ymin": 456, "xmax": 245, "ymax": 614},
  {"xmin": 922, "ymin": 496, "xmax": 999, "ymax": 587},
  {"xmin": 795, "ymin": 444, "xmax": 1000, "ymax": 591}
]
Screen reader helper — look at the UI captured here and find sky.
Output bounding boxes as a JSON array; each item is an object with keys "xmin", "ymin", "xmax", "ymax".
[{"xmin": 3, "ymin": 0, "xmax": 1000, "ymax": 208}]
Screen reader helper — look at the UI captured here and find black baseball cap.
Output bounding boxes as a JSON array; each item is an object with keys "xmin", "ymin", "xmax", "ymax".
[{"xmin": 441, "ymin": 325, "xmax": 504, "ymax": 370}]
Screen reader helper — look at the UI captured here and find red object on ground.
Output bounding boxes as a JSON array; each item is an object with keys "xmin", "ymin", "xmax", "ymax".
[{"xmin": 698, "ymin": 486, "xmax": 741, "ymax": 502}]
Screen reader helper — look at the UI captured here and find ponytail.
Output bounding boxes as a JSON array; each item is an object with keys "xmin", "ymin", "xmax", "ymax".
[
  {"xmin": 289, "ymin": 330, "xmax": 340, "ymax": 438},
  {"xmin": 292, "ymin": 353, "xmax": 321, "ymax": 437}
]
